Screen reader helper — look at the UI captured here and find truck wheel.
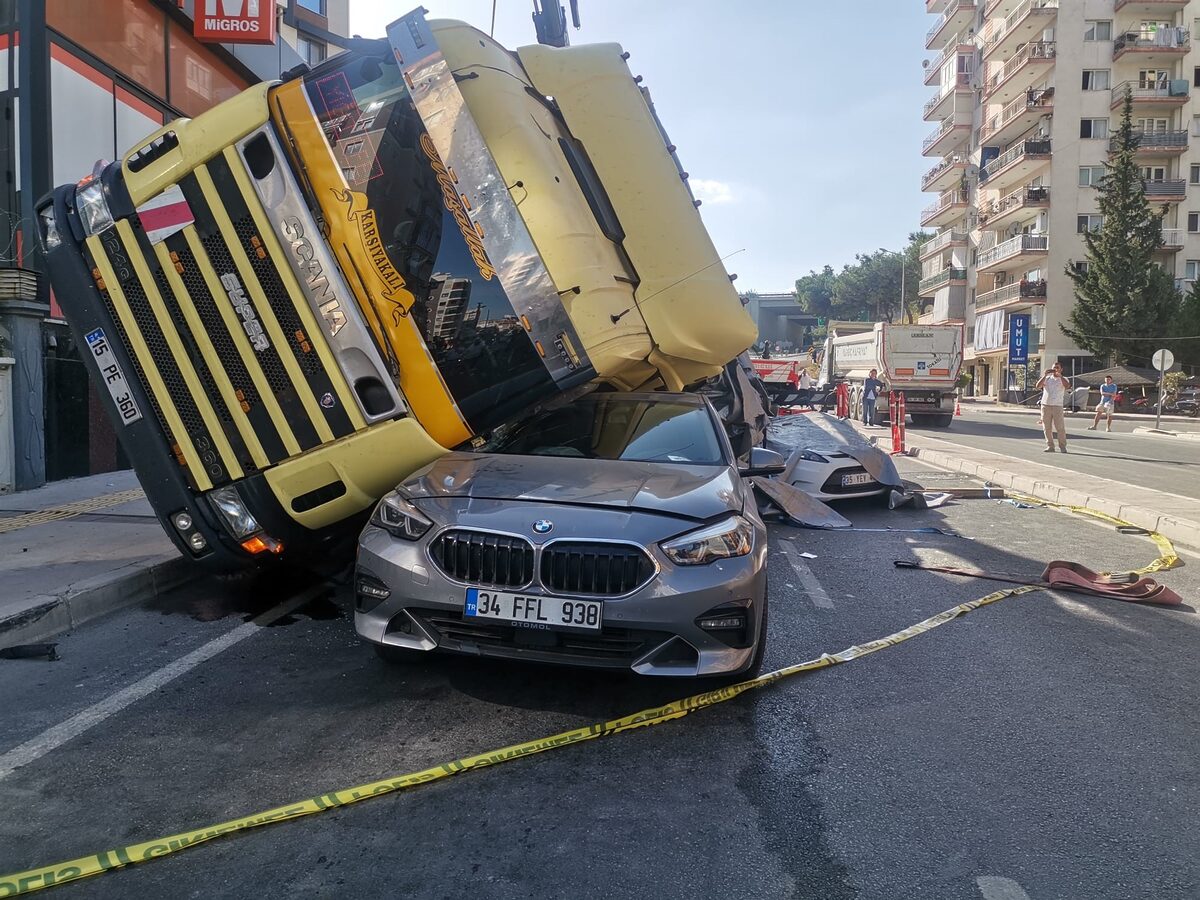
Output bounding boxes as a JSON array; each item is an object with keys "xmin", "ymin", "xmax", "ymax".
[
  {"xmin": 909, "ymin": 414, "xmax": 929, "ymax": 427},
  {"xmin": 933, "ymin": 414, "xmax": 954, "ymax": 428}
]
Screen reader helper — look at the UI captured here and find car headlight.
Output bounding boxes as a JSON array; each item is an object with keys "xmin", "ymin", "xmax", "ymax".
[
  {"xmin": 660, "ymin": 516, "xmax": 754, "ymax": 566},
  {"xmin": 75, "ymin": 179, "xmax": 114, "ymax": 236},
  {"xmin": 795, "ymin": 449, "xmax": 827, "ymax": 463},
  {"xmin": 372, "ymin": 491, "xmax": 432, "ymax": 541},
  {"xmin": 38, "ymin": 205, "xmax": 62, "ymax": 250},
  {"xmin": 208, "ymin": 485, "xmax": 260, "ymax": 539}
]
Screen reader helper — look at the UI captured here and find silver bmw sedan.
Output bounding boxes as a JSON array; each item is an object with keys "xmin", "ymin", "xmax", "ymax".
[{"xmin": 354, "ymin": 392, "xmax": 779, "ymax": 678}]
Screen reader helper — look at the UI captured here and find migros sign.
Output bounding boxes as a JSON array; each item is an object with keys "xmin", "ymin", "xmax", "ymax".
[{"xmin": 194, "ymin": 0, "xmax": 277, "ymax": 46}]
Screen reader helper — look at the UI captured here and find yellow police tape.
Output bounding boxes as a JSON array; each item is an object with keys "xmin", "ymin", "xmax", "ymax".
[{"xmin": 0, "ymin": 504, "xmax": 1180, "ymax": 896}]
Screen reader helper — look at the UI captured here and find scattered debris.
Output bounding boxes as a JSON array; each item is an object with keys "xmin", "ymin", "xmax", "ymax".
[
  {"xmin": 888, "ymin": 489, "xmax": 954, "ymax": 510},
  {"xmin": 0, "ymin": 643, "xmax": 60, "ymax": 661},
  {"xmin": 751, "ymin": 477, "xmax": 851, "ymax": 529}
]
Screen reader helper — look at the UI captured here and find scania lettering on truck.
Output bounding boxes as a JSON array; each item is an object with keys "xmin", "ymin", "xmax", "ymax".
[
  {"xmin": 37, "ymin": 9, "xmax": 755, "ymax": 570},
  {"xmin": 819, "ymin": 322, "xmax": 963, "ymax": 427}
]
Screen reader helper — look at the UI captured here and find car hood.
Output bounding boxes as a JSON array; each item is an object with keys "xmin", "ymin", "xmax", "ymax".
[{"xmin": 399, "ymin": 452, "xmax": 742, "ymax": 521}]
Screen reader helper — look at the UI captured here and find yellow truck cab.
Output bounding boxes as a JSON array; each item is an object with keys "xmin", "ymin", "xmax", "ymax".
[{"xmin": 37, "ymin": 9, "xmax": 755, "ymax": 570}]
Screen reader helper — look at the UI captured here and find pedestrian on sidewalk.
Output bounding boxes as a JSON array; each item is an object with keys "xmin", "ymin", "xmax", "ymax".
[
  {"xmin": 863, "ymin": 368, "xmax": 885, "ymax": 427},
  {"xmin": 1088, "ymin": 375, "xmax": 1118, "ymax": 432},
  {"xmin": 1035, "ymin": 362, "xmax": 1069, "ymax": 452}
]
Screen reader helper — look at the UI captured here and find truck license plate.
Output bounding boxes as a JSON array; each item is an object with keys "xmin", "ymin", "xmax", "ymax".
[
  {"xmin": 841, "ymin": 472, "xmax": 874, "ymax": 487},
  {"xmin": 85, "ymin": 328, "xmax": 143, "ymax": 426},
  {"xmin": 465, "ymin": 588, "xmax": 602, "ymax": 631}
]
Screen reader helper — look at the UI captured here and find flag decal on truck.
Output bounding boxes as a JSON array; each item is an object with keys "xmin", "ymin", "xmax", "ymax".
[{"xmin": 137, "ymin": 187, "xmax": 195, "ymax": 245}]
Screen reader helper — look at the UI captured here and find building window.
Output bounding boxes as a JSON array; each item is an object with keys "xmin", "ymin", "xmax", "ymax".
[
  {"xmin": 344, "ymin": 139, "xmax": 365, "ymax": 157},
  {"xmin": 1194, "ymin": 67, "xmax": 1200, "ymax": 88},
  {"xmin": 1139, "ymin": 69, "xmax": 1169, "ymax": 89},
  {"xmin": 1192, "ymin": 114, "xmax": 1200, "ymax": 137},
  {"xmin": 1186, "ymin": 259, "xmax": 1200, "ymax": 280},
  {"xmin": 1080, "ymin": 119, "xmax": 1109, "ymax": 139},
  {"xmin": 1188, "ymin": 212, "xmax": 1199, "ymax": 232},
  {"xmin": 297, "ymin": 36, "xmax": 327, "ymax": 66},
  {"xmin": 1072, "ymin": 261, "xmax": 1090, "ymax": 275},
  {"xmin": 1084, "ymin": 20, "xmax": 1112, "ymax": 41},
  {"xmin": 296, "ymin": 0, "xmax": 327, "ymax": 13},
  {"xmin": 1082, "ymin": 70, "xmax": 1111, "ymax": 91},
  {"xmin": 1079, "ymin": 166, "xmax": 1107, "ymax": 187},
  {"xmin": 1078, "ymin": 215, "xmax": 1104, "ymax": 233},
  {"xmin": 1191, "ymin": 164, "xmax": 1200, "ymax": 184}
]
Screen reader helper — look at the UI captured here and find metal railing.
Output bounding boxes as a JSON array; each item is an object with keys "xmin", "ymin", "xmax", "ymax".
[
  {"xmin": 926, "ymin": 30, "xmax": 975, "ymax": 78},
  {"xmin": 1143, "ymin": 178, "xmax": 1187, "ymax": 198},
  {"xmin": 983, "ymin": 0, "xmax": 1059, "ymax": 55},
  {"xmin": 982, "ymin": 88, "xmax": 1055, "ymax": 141},
  {"xmin": 927, "ymin": 0, "xmax": 977, "ymax": 46},
  {"xmin": 981, "ymin": 139, "xmax": 1051, "ymax": 180},
  {"xmin": 977, "ymin": 233, "xmax": 1048, "ymax": 268},
  {"xmin": 921, "ymin": 156, "xmax": 966, "ymax": 190},
  {"xmin": 1114, "ymin": 27, "xmax": 1189, "ymax": 56},
  {"xmin": 985, "ymin": 41, "xmax": 1056, "ymax": 95},
  {"xmin": 923, "ymin": 119, "xmax": 968, "ymax": 151},
  {"xmin": 979, "ymin": 184, "xmax": 1050, "ymax": 225},
  {"xmin": 921, "ymin": 189, "xmax": 970, "ymax": 221},
  {"xmin": 1119, "ymin": 129, "xmax": 1189, "ymax": 151},
  {"xmin": 1161, "ymin": 227, "xmax": 1185, "ymax": 247},
  {"xmin": 919, "ymin": 267, "xmax": 969, "ymax": 293},
  {"xmin": 923, "ymin": 72, "xmax": 973, "ymax": 118},
  {"xmin": 1111, "ymin": 79, "xmax": 1189, "ymax": 104},
  {"xmin": 922, "ymin": 229, "xmax": 969, "ymax": 255},
  {"xmin": 975, "ymin": 279, "xmax": 1047, "ymax": 311}
]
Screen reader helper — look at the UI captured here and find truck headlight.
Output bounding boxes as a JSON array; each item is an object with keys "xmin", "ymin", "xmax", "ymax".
[
  {"xmin": 75, "ymin": 180, "xmax": 114, "ymax": 236},
  {"xmin": 371, "ymin": 492, "xmax": 432, "ymax": 541},
  {"xmin": 39, "ymin": 205, "xmax": 62, "ymax": 250},
  {"xmin": 660, "ymin": 516, "xmax": 754, "ymax": 566},
  {"xmin": 208, "ymin": 485, "xmax": 260, "ymax": 539}
]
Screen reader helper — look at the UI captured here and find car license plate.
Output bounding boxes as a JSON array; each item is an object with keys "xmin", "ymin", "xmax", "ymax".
[
  {"xmin": 84, "ymin": 328, "xmax": 143, "ymax": 425},
  {"xmin": 465, "ymin": 588, "xmax": 602, "ymax": 631},
  {"xmin": 841, "ymin": 472, "xmax": 874, "ymax": 487}
]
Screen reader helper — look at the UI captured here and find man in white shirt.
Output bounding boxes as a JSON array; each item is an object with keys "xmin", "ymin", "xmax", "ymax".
[{"xmin": 1035, "ymin": 361, "xmax": 1069, "ymax": 452}]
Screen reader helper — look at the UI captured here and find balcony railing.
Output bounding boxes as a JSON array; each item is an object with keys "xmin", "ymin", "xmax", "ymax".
[
  {"xmin": 1161, "ymin": 227, "xmax": 1185, "ymax": 247},
  {"xmin": 979, "ymin": 184, "xmax": 1050, "ymax": 226},
  {"xmin": 924, "ymin": 72, "xmax": 973, "ymax": 118},
  {"xmin": 977, "ymin": 233, "xmax": 1048, "ymax": 268},
  {"xmin": 926, "ymin": 0, "xmax": 977, "ymax": 47},
  {"xmin": 985, "ymin": 41, "xmax": 1056, "ymax": 96},
  {"xmin": 919, "ymin": 267, "xmax": 969, "ymax": 293},
  {"xmin": 1143, "ymin": 178, "xmax": 1187, "ymax": 198},
  {"xmin": 982, "ymin": 139, "xmax": 1052, "ymax": 180},
  {"xmin": 921, "ymin": 156, "xmax": 967, "ymax": 191},
  {"xmin": 926, "ymin": 30, "xmax": 974, "ymax": 82},
  {"xmin": 921, "ymin": 189, "xmax": 971, "ymax": 221},
  {"xmin": 983, "ymin": 0, "xmax": 1059, "ymax": 56},
  {"xmin": 1119, "ymin": 129, "xmax": 1189, "ymax": 151},
  {"xmin": 975, "ymin": 279, "xmax": 1048, "ymax": 311},
  {"xmin": 981, "ymin": 87, "xmax": 1055, "ymax": 142},
  {"xmin": 923, "ymin": 118, "xmax": 968, "ymax": 151},
  {"xmin": 922, "ymin": 229, "xmax": 969, "ymax": 256},
  {"xmin": 1111, "ymin": 79, "xmax": 1189, "ymax": 106},
  {"xmin": 1114, "ymin": 27, "xmax": 1190, "ymax": 56}
]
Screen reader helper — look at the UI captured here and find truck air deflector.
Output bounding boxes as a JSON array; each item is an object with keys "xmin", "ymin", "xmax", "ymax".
[{"xmin": 386, "ymin": 8, "xmax": 595, "ymax": 391}]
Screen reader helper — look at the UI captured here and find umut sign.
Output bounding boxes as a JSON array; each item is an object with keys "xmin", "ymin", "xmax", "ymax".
[{"xmin": 194, "ymin": 0, "xmax": 277, "ymax": 45}]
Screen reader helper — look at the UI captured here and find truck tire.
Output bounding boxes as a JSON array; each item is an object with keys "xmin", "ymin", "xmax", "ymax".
[
  {"xmin": 932, "ymin": 414, "xmax": 954, "ymax": 428},
  {"xmin": 909, "ymin": 414, "xmax": 930, "ymax": 427}
]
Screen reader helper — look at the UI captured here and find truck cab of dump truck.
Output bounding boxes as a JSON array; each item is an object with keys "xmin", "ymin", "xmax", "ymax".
[{"xmin": 37, "ymin": 9, "xmax": 755, "ymax": 571}]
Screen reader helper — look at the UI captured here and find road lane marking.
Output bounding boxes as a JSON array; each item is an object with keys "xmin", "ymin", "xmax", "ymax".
[
  {"xmin": 779, "ymin": 540, "xmax": 834, "ymax": 609},
  {"xmin": 0, "ymin": 584, "xmax": 327, "ymax": 782},
  {"xmin": 976, "ymin": 875, "xmax": 1033, "ymax": 900}
]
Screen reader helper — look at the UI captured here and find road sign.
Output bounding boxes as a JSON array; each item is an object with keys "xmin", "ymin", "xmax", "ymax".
[
  {"xmin": 1152, "ymin": 348, "xmax": 1175, "ymax": 372},
  {"xmin": 1152, "ymin": 348, "xmax": 1174, "ymax": 431},
  {"xmin": 1008, "ymin": 313, "xmax": 1031, "ymax": 366}
]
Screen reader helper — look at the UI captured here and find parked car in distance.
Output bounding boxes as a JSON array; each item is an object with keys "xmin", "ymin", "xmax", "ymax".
[
  {"xmin": 355, "ymin": 392, "xmax": 782, "ymax": 678},
  {"xmin": 781, "ymin": 447, "xmax": 888, "ymax": 501}
]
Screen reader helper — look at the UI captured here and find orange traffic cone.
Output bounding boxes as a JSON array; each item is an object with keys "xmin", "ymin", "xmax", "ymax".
[{"xmin": 954, "ymin": 396, "xmax": 962, "ymax": 417}]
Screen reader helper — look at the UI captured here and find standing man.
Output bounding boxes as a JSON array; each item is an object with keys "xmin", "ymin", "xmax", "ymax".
[
  {"xmin": 1035, "ymin": 361, "xmax": 1069, "ymax": 452},
  {"xmin": 1088, "ymin": 375, "xmax": 1119, "ymax": 432},
  {"xmin": 863, "ymin": 368, "xmax": 885, "ymax": 427}
]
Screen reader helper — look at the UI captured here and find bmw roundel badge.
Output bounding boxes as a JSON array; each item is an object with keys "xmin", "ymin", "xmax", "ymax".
[{"xmin": 532, "ymin": 519, "xmax": 554, "ymax": 535}]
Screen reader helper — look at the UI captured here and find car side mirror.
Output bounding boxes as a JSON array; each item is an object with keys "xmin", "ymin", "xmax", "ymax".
[{"xmin": 739, "ymin": 447, "xmax": 786, "ymax": 477}]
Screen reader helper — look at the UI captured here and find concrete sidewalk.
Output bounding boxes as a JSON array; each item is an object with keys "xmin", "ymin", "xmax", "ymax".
[
  {"xmin": 962, "ymin": 400, "xmax": 1199, "ymax": 427},
  {"xmin": 0, "ymin": 471, "xmax": 199, "ymax": 650},
  {"xmin": 899, "ymin": 429, "xmax": 1200, "ymax": 551}
]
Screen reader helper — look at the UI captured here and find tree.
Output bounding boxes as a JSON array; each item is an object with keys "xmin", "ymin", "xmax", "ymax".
[
  {"xmin": 794, "ymin": 266, "xmax": 836, "ymax": 319},
  {"xmin": 794, "ymin": 233, "xmax": 930, "ymax": 324},
  {"xmin": 1064, "ymin": 89, "xmax": 1181, "ymax": 365},
  {"xmin": 1175, "ymin": 281, "xmax": 1200, "ymax": 369}
]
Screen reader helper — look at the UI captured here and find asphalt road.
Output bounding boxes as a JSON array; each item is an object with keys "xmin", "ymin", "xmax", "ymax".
[
  {"xmin": 924, "ymin": 407, "xmax": 1200, "ymax": 501},
  {"xmin": 2, "ymin": 475, "xmax": 1198, "ymax": 899}
]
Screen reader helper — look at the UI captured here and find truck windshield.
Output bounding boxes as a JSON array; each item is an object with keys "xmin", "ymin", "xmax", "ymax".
[{"xmin": 300, "ymin": 51, "xmax": 557, "ymax": 430}]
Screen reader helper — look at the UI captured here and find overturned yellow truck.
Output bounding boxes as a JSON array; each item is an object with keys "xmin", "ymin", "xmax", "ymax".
[{"xmin": 38, "ymin": 9, "xmax": 755, "ymax": 570}]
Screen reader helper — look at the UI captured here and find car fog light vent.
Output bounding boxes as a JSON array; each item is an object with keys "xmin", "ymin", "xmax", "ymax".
[
  {"xmin": 698, "ymin": 615, "xmax": 745, "ymax": 631},
  {"xmin": 188, "ymin": 532, "xmax": 208, "ymax": 552},
  {"xmin": 356, "ymin": 574, "xmax": 392, "ymax": 613}
]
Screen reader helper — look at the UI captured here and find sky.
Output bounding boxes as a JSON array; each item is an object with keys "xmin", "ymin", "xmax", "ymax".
[{"xmin": 349, "ymin": 1, "xmax": 933, "ymax": 294}]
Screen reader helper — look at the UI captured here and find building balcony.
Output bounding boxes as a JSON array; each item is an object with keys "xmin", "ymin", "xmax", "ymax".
[
  {"xmin": 975, "ymin": 278, "xmax": 1047, "ymax": 312},
  {"xmin": 918, "ymin": 266, "xmax": 968, "ymax": 296},
  {"xmin": 979, "ymin": 184, "xmax": 1050, "ymax": 231},
  {"xmin": 920, "ymin": 229, "xmax": 969, "ymax": 260},
  {"xmin": 925, "ymin": 32, "xmax": 975, "ymax": 85},
  {"xmin": 976, "ymin": 233, "xmax": 1049, "ymax": 271},
  {"xmin": 1143, "ymin": 178, "xmax": 1187, "ymax": 201},
  {"xmin": 924, "ymin": 72, "xmax": 973, "ymax": 121},
  {"xmin": 923, "ymin": 118, "xmax": 971, "ymax": 157},
  {"xmin": 922, "ymin": 156, "xmax": 969, "ymax": 193},
  {"xmin": 921, "ymin": 188, "xmax": 971, "ymax": 227},
  {"xmin": 926, "ymin": 0, "xmax": 977, "ymax": 50},
  {"xmin": 984, "ymin": 41, "xmax": 1056, "ymax": 105},
  {"xmin": 1114, "ymin": 0, "xmax": 1187, "ymax": 11},
  {"xmin": 981, "ymin": 138, "xmax": 1052, "ymax": 193},
  {"xmin": 1160, "ymin": 227, "xmax": 1185, "ymax": 249},
  {"xmin": 1113, "ymin": 28, "xmax": 1190, "ymax": 64},
  {"xmin": 983, "ymin": 0, "xmax": 1059, "ymax": 62},
  {"xmin": 1110, "ymin": 79, "xmax": 1189, "ymax": 109},
  {"xmin": 981, "ymin": 87, "xmax": 1054, "ymax": 146},
  {"xmin": 928, "ymin": 0, "xmax": 951, "ymax": 13},
  {"xmin": 1116, "ymin": 129, "xmax": 1189, "ymax": 155},
  {"xmin": 984, "ymin": 0, "xmax": 1020, "ymax": 17}
]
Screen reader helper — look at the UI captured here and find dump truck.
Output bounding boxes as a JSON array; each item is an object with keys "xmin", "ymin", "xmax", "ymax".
[
  {"xmin": 819, "ymin": 322, "xmax": 963, "ymax": 427},
  {"xmin": 37, "ymin": 8, "xmax": 755, "ymax": 570}
]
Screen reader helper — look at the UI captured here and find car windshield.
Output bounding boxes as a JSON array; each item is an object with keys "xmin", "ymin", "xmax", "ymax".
[{"xmin": 473, "ymin": 396, "xmax": 725, "ymax": 465}]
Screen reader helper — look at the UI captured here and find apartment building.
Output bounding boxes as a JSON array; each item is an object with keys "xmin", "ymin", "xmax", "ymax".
[{"xmin": 920, "ymin": 0, "xmax": 1195, "ymax": 399}]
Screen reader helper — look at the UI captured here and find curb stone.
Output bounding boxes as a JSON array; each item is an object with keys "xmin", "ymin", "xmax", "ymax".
[{"xmin": 0, "ymin": 554, "xmax": 198, "ymax": 650}]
